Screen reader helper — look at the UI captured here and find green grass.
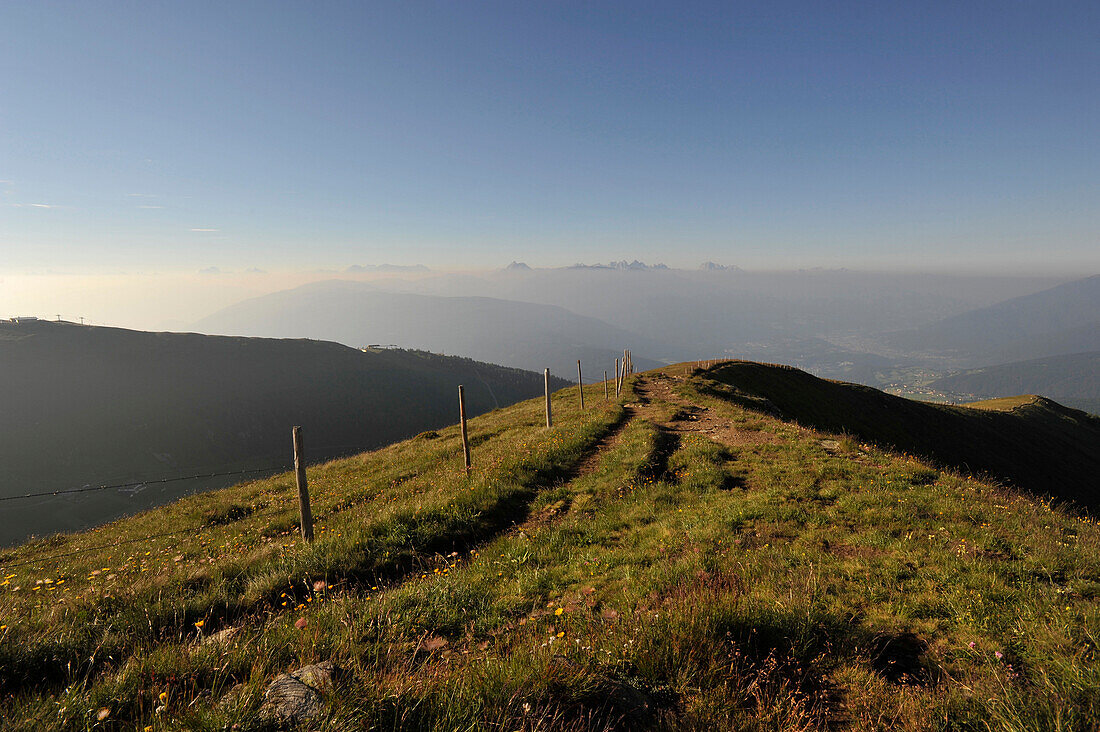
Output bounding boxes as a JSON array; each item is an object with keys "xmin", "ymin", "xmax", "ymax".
[{"xmin": 1, "ymin": 366, "xmax": 1098, "ymax": 730}]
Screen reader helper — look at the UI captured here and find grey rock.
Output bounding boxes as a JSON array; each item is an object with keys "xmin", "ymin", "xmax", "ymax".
[
  {"xmin": 201, "ymin": 626, "xmax": 241, "ymax": 648},
  {"xmin": 259, "ymin": 661, "xmax": 334, "ymax": 722}
]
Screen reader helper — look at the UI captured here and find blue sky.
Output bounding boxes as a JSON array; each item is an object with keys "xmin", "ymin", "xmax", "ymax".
[{"xmin": 1, "ymin": 0, "xmax": 1098, "ymax": 274}]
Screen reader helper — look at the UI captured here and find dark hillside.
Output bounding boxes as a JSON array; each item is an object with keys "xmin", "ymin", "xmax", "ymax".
[
  {"xmin": 0, "ymin": 320, "xmax": 566, "ymax": 545},
  {"xmin": 703, "ymin": 361, "xmax": 1100, "ymax": 509}
]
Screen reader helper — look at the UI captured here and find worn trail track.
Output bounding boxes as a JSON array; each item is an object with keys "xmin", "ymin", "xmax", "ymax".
[
  {"xmin": 636, "ymin": 372, "xmax": 781, "ymax": 448},
  {"xmin": 304, "ymin": 372, "xmax": 756, "ymax": 614}
]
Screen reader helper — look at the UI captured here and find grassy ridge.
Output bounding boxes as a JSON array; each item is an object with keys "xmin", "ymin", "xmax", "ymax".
[
  {"xmin": 963, "ymin": 395, "xmax": 1042, "ymax": 411},
  {"xmin": 0, "ymin": 365, "xmax": 1098, "ymax": 730},
  {"xmin": 701, "ymin": 360, "xmax": 1100, "ymax": 510}
]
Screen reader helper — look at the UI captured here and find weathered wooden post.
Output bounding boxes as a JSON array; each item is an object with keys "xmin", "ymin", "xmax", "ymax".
[
  {"xmin": 458, "ymin": 385, "xmax": 471, "ymax": 474},
  {"xmin": 292, "ymin": 426, "xmax": 314, "ymax": 542},
  {"xmin": 577, "ymin": 360, "xmax": 585, "ymax": 410},
  {"xmin": 604, "ymin": 370, "xmax": 609, "ymax": 401},
  {"xmin": 615, "ymin": 357, "xmax": 621, "ymax": 396},
  {"xmin": 544, "ymin": 368, "xmax": 553, "ymax": 428}
]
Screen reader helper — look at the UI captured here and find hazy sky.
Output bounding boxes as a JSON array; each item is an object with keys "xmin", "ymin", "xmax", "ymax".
[{"xmin": 2, "ymin": 2, "xmax": 1098, "ymax": 294}]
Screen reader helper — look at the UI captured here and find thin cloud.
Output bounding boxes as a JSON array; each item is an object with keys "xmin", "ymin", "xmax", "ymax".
[
  {"xmin": 189, "ymin": 228, "xmax": 219, "ymax": 232},
  {"xmin": 138, "ymin": 205, "xmax": 164, "ymax": 209},
  {"xmin": 198, "ymin": 266, "xmax": 222, "ymax": 275},
  {"xmin": 10, "ymin": 202, "xmax": 59, "ymax": 208},
  {"xmin": 126, "ymin": 193, "xmax": 158, "ymax": 198}
]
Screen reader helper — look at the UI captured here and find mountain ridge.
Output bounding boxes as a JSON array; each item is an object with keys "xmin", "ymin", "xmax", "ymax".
[{"xmin": 0, "ymin": 361, "xmax": 1096, "ymax": 729}]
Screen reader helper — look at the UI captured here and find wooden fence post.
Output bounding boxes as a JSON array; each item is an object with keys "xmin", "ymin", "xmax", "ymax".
[
  {"xmin": 544, "ymin": 368, "xmax": 553, "ymax": 428},
  {"xmin": 458, "ymin": 385, "xmax": 471, "ymax": 474},
  {"xmin": 577, "ymin": 360, "xmax": 585, "ymax": 410},
  {"xmin": 292, "ymin": 426, "xmax": 314, "ymax": 542},
  {"xmin": 604, "ymin": 370, "xmax": 608, "ymax": 401},
  {"xmin": 615, "ymin": 358, "xmax": 621, "ymax": 396}
]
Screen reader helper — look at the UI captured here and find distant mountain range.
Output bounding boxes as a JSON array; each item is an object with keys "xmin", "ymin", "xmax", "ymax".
[
  {"xmin": 0, "ymin": 320, "xmax": 564, "ymax": 545},
  {"xmin": 887, "ymin": 275, "xmax": 1100, "ymax": 365},
  {"xmin": 387, "ymin": 268, "xmax": 1068, "ymax": 355},
  {"xmin": 193, "ymin": 280, "xmax": 662, "ymax": 379},
  {"xmin": 567, "ymin": 260, "xmax": 669, "ymax": 270}
]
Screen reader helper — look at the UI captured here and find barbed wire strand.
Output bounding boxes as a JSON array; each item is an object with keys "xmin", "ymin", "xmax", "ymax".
[
  {"xmin": 0, "ymin": 465, "xmax": 291, "ymax": 503},
  {"xmin": 0, "ymin": 442, "xmax": 384, "ymax": 506}
]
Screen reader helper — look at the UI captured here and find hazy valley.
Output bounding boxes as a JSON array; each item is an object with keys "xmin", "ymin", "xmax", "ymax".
[{"xmin": 195, "ymin": 267, "xmax": 1099, "ymax": 413}]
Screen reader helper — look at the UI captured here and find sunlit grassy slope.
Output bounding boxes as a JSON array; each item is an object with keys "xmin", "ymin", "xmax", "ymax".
[
  {"xmin": 963, "ymin": 395, "xmax": 1041, "ymax": 411},
  {"xmin": 1, "ymin": 363, "xmax": 1098, "ymax": 730}
]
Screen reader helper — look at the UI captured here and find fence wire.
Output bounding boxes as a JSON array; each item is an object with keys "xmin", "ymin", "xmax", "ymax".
[{"xmin": 0, "ymin": 465, "xmax": 292, "ymax": 503}]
